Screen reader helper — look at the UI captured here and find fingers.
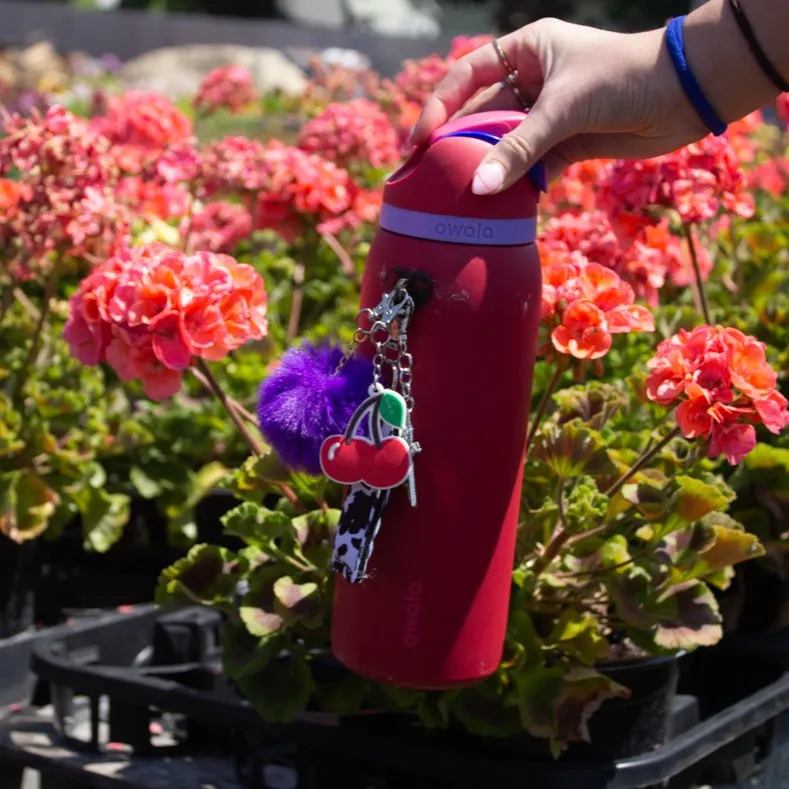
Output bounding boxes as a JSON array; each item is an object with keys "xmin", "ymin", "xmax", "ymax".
[
  {"xmin": 449, "ymin": 83, "xmax": 521, "ymax": 122},
  {"xmin": 410, "ymin": 39, "xmax": 511, "ymax": 146},
  {"xmin": 471, "ymin": 94, "xmax": 569, "ymax": 195}
]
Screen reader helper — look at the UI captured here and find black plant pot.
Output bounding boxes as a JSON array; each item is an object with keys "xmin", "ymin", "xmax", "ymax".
[
  {"xmin": 35, "ymin": 496, "xmax": 176, "ymax": 625},
  {"xmin": 310, "ymin": 649, "xmax": 680, "ymax": 763},
  {"xmin": 679, "ymin": 629, "xmax": 789, "ymax": 718},
  {"xmin": 452, "ymin": 654, "xmax": 680, "ymax": 763},
  {"xmin": 35, "ymin": 491, "xmax": 245, "ymax": 626},
  {"xmin": 678, "ymin": 560, "xmax": 789, "ymax": 717},
  {"xmin": 0, "ymin": 534, "xmax": 39, "ymax": 639}
]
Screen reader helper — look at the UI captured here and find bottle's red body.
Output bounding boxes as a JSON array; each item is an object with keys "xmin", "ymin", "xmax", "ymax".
[{"xmin": 331, "ymin": 112, "xmax": 543, "ymax": 689}]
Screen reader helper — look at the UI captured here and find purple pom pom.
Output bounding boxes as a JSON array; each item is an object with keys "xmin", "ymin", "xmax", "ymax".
[{"xmin": 257, "ymin": 343, "xmax": 374, "ymax": 475}]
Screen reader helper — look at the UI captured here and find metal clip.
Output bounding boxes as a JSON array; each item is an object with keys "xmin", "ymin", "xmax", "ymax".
[{"xmin": 376, "ymin": 278, "xmax": 415, "ymax": 327}]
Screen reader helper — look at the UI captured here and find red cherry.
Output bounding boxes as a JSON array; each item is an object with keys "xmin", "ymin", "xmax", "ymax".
[
  {"xmin": 363, "ymin": 436, "xmax": 412, "ymax": 490},
  {"xmin": 320, "ymin": 435, "xmax": 376, "ymax": 485}
]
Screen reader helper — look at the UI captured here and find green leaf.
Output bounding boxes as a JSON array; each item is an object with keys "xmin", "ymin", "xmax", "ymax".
[
  {"xmin": 607, "ymin": 569, "xmax": 659, "ymax": 630},
  {"xmin": 222, "ymin": 501, "xmax": 292, "ymax": 546},
  {"xmin": 652, "ymin": 582, "xmax": 723, "ymax": 650},
  {"xmin": 552, "ymin": 382, "xmax": 630, "ymax": 430},
  {"xmin": 515, "ymin": 666, "xmax": 567, "ymax": 741},
  {"xmin": 619, "ymin": 478, "xmax": 672, "ymax": 522},
  {"xmin": 674, "ymin": 475, "xmax": 735, "ymax": 523},
  {"xmin": 506, "ymin": 610, "xmax": 545, "ymax": 670},
  {"xmin": 739, "ymin": 443, "xmax": 789, "ymax": 472},
  {"xmin": 221, "ymin": 619, "xmax": 287, "ymax": 680},
  {"xmin": 0, "ymin": 471, "xmax": 59, "ymax": 543},
  {"xmin": 517, "ymin": 666, "xmax": 630, "ymax": 755},
  {"xmin": 533, "ymin": 423, "xmax": 617, "ymax": 480},
  {"xmin": 450, "ymin": 678, "xmax": 522, "ymax": 738},
  {"xmin": 156, "ymin": 544, "xmax": 243, "ymax": 608},
  {"xmin": 75, "ymin": 487, "xmax": 131, "ymax": 553},
  {"xmin": 546, "ymin": 610, "xmax": 609, "ymax": 665},
  {"xmin": 240, "ymin": 544, "xmax": 273, "ymax": 570},
  {"xmin": 313, "ymin": 673, "xmax": 368, "ymax": 715},
  {"xmin": 378, "ymin": 390, "xmax": 407, "ymax": 430},
  {"xmin": 167, "ymin": 461, "xmax": 230, "ymax": 544},
  {"xmin": 695, "ymin": 525, "xmax": 765, "ymax": 576},
  {"xmin": 384, "ymin": 686, "xmax": 422, "ymax": 709},
  {"xmin": 273, "ymin": 575, "xmax": 323, "ymax": 628},
  {"xmin": 549, "ymin": 668, "xmax": 630, "ymax": 752},
  {"xmin": 234, "ymin": 654, "xmax": 315, "ymax": 723},
  {"xmin": 223, "ymin": 452, "xmax": 293, "ymax": 505},
  {"xmin": 239, "ymin": 568, "xmax": 286, "ymax": 637},
  {"xmin": 564, "ymin": 476, "xmax": 610, "ymax": 534},
  {"xmin": 416, "ymin": 692, "xmax": 454, "ymax": 729},
  {"xmin": 658, "ymin": 523, "xmax": 715, "ymax": 568},
  {"xmin": 130, "ymin": 466, "xmax": 162, "ymax": 499}
]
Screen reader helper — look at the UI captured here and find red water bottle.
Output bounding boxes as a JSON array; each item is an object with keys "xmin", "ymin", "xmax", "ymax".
[{"xmin": 331, "ymin": 111, "xmax": 545, "ymax": 690}]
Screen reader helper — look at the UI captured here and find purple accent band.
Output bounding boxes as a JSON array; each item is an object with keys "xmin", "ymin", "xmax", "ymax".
[{"xmin": 379, "ymin": 204, "xmax": 537, "ymax": 247}]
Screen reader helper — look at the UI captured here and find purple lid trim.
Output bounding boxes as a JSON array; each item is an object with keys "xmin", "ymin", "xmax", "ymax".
[{"xmin": 379, "ymin": 204, "xmax": 537, "ymax": 247}]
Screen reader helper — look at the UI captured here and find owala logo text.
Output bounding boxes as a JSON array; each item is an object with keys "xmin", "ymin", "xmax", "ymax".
[
  {"xmin": 403, "ymin": 581, "xmax": 423, "ymax": 648},
  {"xmin": 434, "ymin": 219, "xmax": 494, "ymax": 241}
]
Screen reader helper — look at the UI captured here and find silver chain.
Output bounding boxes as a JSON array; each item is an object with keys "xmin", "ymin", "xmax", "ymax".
[
  {"xmin": 392, "ymin": 316, "xmax": 420, "ymax": 507},
  {"xmin": 334, "ymin": 280, "xmax": 414, "ymax": 376},
  {"xmin": 335, "ymin": 279, "xmax": 420, "ymax": 505}
]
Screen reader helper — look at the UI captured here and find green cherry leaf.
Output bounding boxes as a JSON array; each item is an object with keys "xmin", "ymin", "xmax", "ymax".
[{"xmin": 379, "ymin": 390, "xmax": 407, "ymax": 430}]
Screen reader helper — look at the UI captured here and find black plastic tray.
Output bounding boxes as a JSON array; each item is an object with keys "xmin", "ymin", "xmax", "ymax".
[{"xmin": 3, "ymin": 606, "xmax": 789, "ymax": 789}]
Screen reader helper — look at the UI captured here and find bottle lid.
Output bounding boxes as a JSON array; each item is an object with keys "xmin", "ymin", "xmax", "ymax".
[
  {"xmin": 379, "ymin": 110, "xmax": 543, "ymax": 246},
  {"xmin": 429, "ymin": 110, "xmax": 547, "ymax": 193}
]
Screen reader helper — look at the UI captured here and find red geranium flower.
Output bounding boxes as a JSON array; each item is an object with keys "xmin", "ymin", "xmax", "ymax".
[
  {"xmin": 194, "ymin": 65, "xmax": 257, "ymax": 114},
  {"xmin": 64, "ymin": 243, "xmax": 267, "ymax": 400},
  {"xmin": 91, "ymin": 91, "xmax": 193, "ymax": 173},
  {"xmin": 0, "ymin": 105, "xmax": 129, "ymax": 276},
  {"xmin": 183, "ymin": 201, "xmax": 253, "ymax": 253},
  {"xmin": 539, "ymin": 247, "xmax": 654, "ymax": 362},
  {"xmin": 646, "ymin": 325, "xmax": 789, "ymax": 464},
  {"xmin": 599, "ymin": 135, "xmax": 754, "ymax": 225},
  {"xmin": 297, "ymin": 99, "xmax": 400, "ymax": 171}
]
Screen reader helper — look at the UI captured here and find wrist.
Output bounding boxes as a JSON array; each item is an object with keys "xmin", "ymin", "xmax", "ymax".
[
  {"xmin": 682, "ymin": 0, "xmax": 780, "ymax": 124},
  {"xmin": 641, "ymin": 27, "xmax": 710, "ymax": 142}
]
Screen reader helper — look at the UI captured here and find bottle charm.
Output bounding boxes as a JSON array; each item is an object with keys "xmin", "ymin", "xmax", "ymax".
[{"xmin": 327, "ymin": 280, "xmax": 420, "ymax": 584}]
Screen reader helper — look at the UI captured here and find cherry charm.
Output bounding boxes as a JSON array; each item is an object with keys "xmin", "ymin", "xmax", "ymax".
[{"xmin": 319, "ymin": 390, "xmax": 414, "ymax": 492}]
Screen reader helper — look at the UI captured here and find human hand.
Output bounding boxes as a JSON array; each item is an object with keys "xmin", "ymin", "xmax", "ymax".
[{"xmin": 410, "ymin": 18, "xmax": 709, "ymax": 193}]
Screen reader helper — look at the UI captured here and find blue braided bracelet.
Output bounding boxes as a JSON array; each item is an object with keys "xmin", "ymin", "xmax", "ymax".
[{"xmin": 665, "ymin": 16, "xmax": 727, "ymax": 137}]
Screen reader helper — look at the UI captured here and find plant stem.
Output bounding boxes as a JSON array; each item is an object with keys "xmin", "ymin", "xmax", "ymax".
[
  {"xmin": 554, "ymin": 547, "xmax": 649, "ymax": 579},
  {"xmin": 12, "ymin": 258, "xmax": 62, "ymax": 401},
  {"xmin": 191, "ymin": 367, "xmax": 259, "ymax": 427},
  {"xmin": 194, "ymin": 358, "xmax": 266, "ymax": 457},
  {"xmin": 549, "ymin": 427, "xmax": 684, "ymax": 554},
  {"xmin": 268, "ymin": 544, "xmax": 317, "ymax": 574},
  {"xmin": 683, "ymin": 222, "xmax": 711, "ymax": 325},
  {"xmin": 320, "ymin": 231, "xmax": 357, "ymax": 279},
  {"xmin": 191, "ymin": 363, "xmax": 306, "ymax": 513},
  {"xmin": 0, "ymin": 280, "xmax": 14, "ymax": 327},
  {"xmin": 526, "ymin": 363, "xmax": 564, "ymax": 456},
  {"xmin": 286, "ymin": 261, "xmax": 305, "ymax": 344},
  {"xmin": 532, "ymin": 478, "xmax": 568, "ymax": 578},
  {"xmin": 604, "ymin": 426, "xmax": 682, "ymax": 499},
  {"xmin": 13, "ymin": 288, "xmax": 40, "ymax": 322}
]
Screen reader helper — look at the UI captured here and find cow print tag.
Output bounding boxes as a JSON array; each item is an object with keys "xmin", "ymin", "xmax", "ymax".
[{"xmin": 332, "ymin": 483, "xmax": 390, "ymax": 584}]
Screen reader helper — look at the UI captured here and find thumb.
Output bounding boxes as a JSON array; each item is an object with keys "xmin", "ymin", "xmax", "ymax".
[{"xmin": 471, "ymin": 96, "xmax": 567, "ymax": 195}]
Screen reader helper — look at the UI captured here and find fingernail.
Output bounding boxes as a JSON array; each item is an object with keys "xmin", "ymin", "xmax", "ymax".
[{"xmin": 472, "ymin": 161, "xmax": 505, "ymax": 195}]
